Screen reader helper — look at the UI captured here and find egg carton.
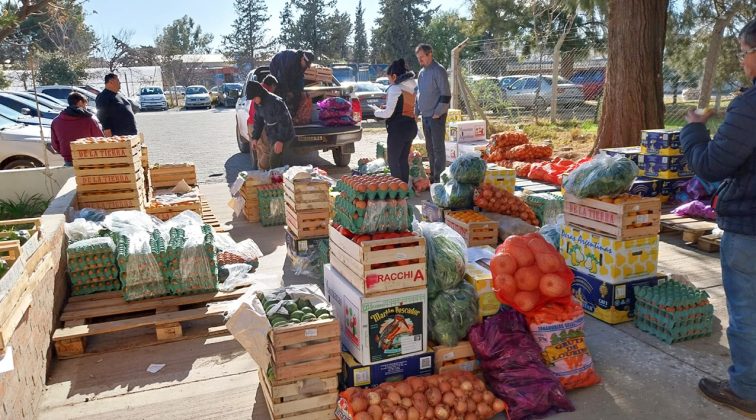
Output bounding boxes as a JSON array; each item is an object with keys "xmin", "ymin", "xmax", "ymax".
[
  {"xmin": 69, "ymin": 266, "xmax": 119, "ymax": 285},
  {"xmin": 633, "ymin": 280, "xmax": 714, "ymax": 344},
  {"xmin": 258, "ymin": 184, "xmax": 286, "ymax": 227},
  {"xmin": 70, "ymin": 278, "xmax": 122, "ymax": 296},
  {"xmin": 634, "ymin": 316, "xmax": 713, "ymax": 344}
]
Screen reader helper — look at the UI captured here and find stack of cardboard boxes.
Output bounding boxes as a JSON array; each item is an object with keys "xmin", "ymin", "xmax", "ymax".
[{"xmin": 637, "ymin": 129, "xmax": 693, "ymax": 202}]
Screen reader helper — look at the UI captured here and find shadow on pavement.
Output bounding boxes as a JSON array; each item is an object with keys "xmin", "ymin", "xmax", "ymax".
[{"xmin": 223, "ymin": 150, "xmax": 351, "ymax": 185}]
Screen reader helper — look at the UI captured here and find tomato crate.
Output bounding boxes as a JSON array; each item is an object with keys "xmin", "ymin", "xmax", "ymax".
[
  {"xmin": 285, "ymin": 204, "xmax": 329, "ymax": 239},
  {"xmin": 328, "ymin": 225, "xmax": 426, "ymax": 296},
  {"xmin": 284, "ymin": 178, "xmax": 330, "ymax": 211},
  {"xmin": 266, "ymin": 318, "xmax": 342, "ymax": 383},
  {"xmin": 258, "ymin": 370, "xmax": 339, "ymax": 420},
  {"xmin": 431, "ymin": 340, "xmax": 480, "ymax": 374},
  {"xmin": 445, "ymin": 211, "xmax": 498, "ymax": 247},
  {"xmin": 563, "ymin": 193, "xmax": 661, "ymax": 240}
]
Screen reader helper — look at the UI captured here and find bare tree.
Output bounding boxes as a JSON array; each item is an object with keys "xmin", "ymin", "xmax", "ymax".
[{"xmin": 98, "ymin": 29, "xmax": 135, "ymax": 71}]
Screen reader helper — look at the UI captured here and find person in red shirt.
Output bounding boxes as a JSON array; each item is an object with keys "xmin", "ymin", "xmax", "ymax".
[
  {"xmin": 247, "ymin": 75, "xmax": 278, "ymax": 170},
  {"xmin": 51, "ymin": 92, "xmax": 104, "ymax": 166}
]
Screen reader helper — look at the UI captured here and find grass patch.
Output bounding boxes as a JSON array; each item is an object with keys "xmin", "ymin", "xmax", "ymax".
[{"xmin": 0, "ymin": 193, "xmax": 50, "ymax": 221}]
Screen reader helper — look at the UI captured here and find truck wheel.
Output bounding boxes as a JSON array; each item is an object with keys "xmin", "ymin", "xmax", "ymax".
[
  {"xmin": 236, "ymin": 125, "xmax": 250, "ymax": 153},
  {"xmin": 332, "ymin": 148, "xmax": 351, "ymax": 167}
]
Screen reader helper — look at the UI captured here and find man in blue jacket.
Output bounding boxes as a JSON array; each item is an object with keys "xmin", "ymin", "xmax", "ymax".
[
  {"xmin": 415, "ymin": 44, "xmax": 451, "ymax": 183},
  {"xmin": 681, "ymin": 18, "xmax": 756, "ymax": 416},
  {"xmin": 269, "ymin": 49, "xmax": 314, "ymax": 111},
  {"xmin": 248, "ymin": 82, "xmax": 295, "ymax": 169}
]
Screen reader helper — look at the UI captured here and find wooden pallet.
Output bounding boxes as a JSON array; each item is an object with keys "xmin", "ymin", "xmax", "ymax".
[
  {"xmin": 660, "ymin": 213, "xmax": 719, "ymax": 252},
  {"xmin": 328, "ymin": 225, "xmax": 426, "ymax": 296},
  {"xmin": 445, "ymin": 212, "xmax": 498, "ymax": 247},
  {"xmin": 696, "ymin": 234, "xmax": 721, "ymax": 252},
  {"xmin": 200, "ymin": 199, "xmax": 228, "ymax": 232},
  {"xmin": 285, "ymin": 204, "xmax": 329, "ymax": 239},
  {"xmin": 266, "ymin": 318, "xmax": 341, "ymax": 383},
  {"xmin": 564, "ymin": 194, "xmax": 661, "ymax": 240},
  {"xmin": 431, "ymin": 340, "xmax": 479, "ymax": 374},
  {"xmin": 258, "ymin": 370, "xmax": 338, "ymax": 420},
  {"xmin": 52, "ymin": 287, "xmax": 249, "ymax": 358}
]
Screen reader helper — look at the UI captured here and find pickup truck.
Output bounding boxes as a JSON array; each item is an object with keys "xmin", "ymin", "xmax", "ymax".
[{"xmin": 234, "ymin": 66, "xmax": 362, "ymax": 167}]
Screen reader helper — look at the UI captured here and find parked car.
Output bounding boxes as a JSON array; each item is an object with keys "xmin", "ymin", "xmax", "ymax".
[
  {"xmin": 137, "ymin": 86, "xmax": 168, "ymax": 111},
  {"xmin": 209, "ymin": 86, "xmax": 220, "ymax": 104},
  {"xmin": 0, "ymin": 102, "xmax": 52, "ymax": 126},
  {"xmin": 32, "ymin": 85, "xmax": 97, "ymax": 113},
  {"xmin": 0, "ymin": 113, "xmax": 63, "ymax": 170},
  {"xmin": 332, "ymin": 66, "xmax": 356, "ymax": 83},
  {"xmin": 342, "ymin": 82, "xmax": 387, "ymax": 120},
  {"xmin": 0, "ymin": 92, "xmax": 60, "ymax": 120},
  {"xmin": 374, "ymin": 77, "xmax": 390, "ymax": 91},
  {"xmin": 503, "ymin": 75, "xmax": 585, "ymax": 108},
  {"xmin": 499, "ymin": 74, "xmax": 529, "ymax": 90},
  {"xmin": 235, "ymin": 66, "xmax": 362, "ymax": 167},
  {"xmin": 6, "ymin": 91, "xmax": 65, "ymax": 111},
  {"xmin": 219, "ymin": 83, "xmax": 243, "ymax": 107},
  {"xmin": 184, "ymin": 85, "xmax": 212, "ymax": 109},
  {"xmin": 570, "ymin": 69, "xmax": 604, "ymax": 100}
]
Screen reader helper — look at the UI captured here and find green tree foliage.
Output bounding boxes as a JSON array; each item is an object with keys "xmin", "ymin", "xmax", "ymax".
[
  {"xmin": 155, "ymin": 15, "xmax": 213, "ymax": 57},
  {"xmin": 36, "ymin": 51, "xmax": 87, "ymax": 85},
  {"xmin": 324, "ymin": 11, "xmax": 352, "ymax": 61},
  {"xmin": 353, "ymin": 0, "xmax": 368, "ymax": 63},
  {"xmin": 371, "ymin": 0, "xmax": 434, "ymax": 70},
  {"xmin": 421, "ymin": 11, "xmax": 471, "ymax": 68},
  {"xmin": 278, "ymin": 0, "xmax": 352, "ymax": 62},
  {"xmin": 221, "ymin": 0, "xmax": 270, "ymax": 70},
  {"xmin": 278, "ymin": 2, "xmax": 296, "ymax": 49}
]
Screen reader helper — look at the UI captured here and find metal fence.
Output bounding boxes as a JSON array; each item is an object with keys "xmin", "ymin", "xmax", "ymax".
[{"xmin": 458, "ymin": 44, "xmax": 741, "ymax": 129}]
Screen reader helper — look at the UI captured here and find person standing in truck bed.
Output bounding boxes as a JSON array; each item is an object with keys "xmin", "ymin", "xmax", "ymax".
[{"xmin": 269, "ymin": 49, "xmax": 315, "ymax": 111}]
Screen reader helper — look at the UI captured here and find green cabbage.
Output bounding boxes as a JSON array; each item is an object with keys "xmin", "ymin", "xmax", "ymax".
[
  {"xmin": 430, "ymin": 282, "xmax": 480, "ymax": 346},
  {"xmin": 449, "ymin": 154, "xmax": 486, "ymax": 184}
]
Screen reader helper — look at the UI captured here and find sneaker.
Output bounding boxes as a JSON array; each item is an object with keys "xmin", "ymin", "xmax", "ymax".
[{"xmin": 699, "ymin": 378, "xmax": 756, "ymax": 418}]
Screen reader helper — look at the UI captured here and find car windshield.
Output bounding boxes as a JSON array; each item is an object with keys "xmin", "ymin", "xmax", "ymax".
[
  {"xmin": 0, "ymin": 103, "xmax": 22, "ymax": 119},
  {"xmin": 223, "ymin": 84, "xmax": 242, "ymax": 92},
  {"xmin": 186, "ymin": 86, "xmax": 208, "ymax": 94},
  {"xmin": 141, "ymin": 87, "xmax": 163, "ymax": 95},
  {"xmin": 500, "ymin": 76, "xmax": 521, "ymax": 87},
  {"xmin": 355, "ymin": 83, "xmax": 383, "ymax": 92}
]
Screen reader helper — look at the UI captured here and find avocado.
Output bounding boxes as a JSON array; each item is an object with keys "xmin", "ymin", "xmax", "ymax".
[
  {"xmin": 301, "ymin": 307, "xmax": 313, "ymax": 315},
  {"xmin": 289, "ymin": 318, "xmax": 301, "ymax": 324},
  {"xmin": 290, "ymin": 310, "xmax": 305, "ymax": 320},
  {"xmin": 284, "ymin": 301, "xmax": 298, "ymax": 314},
  {"xmin": 318, "ymin": 313, "xmax": 333, "ymax": 320},
  {"xmin": 315, "ymin": 308, "xmax": 330, "ymax": 317},
  {"xmin": 272, "ymin": 320, "xmax": 289, "ymax": 328},
  {"xmin": 301, "ymin": 313, "xmax": 317, "ymax": 321}
]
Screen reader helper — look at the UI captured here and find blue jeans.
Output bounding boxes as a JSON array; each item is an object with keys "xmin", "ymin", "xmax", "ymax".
[
  {"xmin": 422, "ymin": 115, "xmax": 447, "ymax": 183},
  {"xmin": 721, "ymin": 231, "xmax": 756, "ymax": 400}
]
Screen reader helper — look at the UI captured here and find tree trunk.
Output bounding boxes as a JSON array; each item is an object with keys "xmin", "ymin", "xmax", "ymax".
[
  {"xmin": 697, "ymin": 8, "xmax": 737, "ymax": 109},
  {"xmin": 592, "ymin": 0, "xmax": 668, "ymax": 153}
]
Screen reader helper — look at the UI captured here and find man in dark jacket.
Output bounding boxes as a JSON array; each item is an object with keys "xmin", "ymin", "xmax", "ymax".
[
  {"xmin": 51, "ymin": 92, "xmax": 104, "ymax": 165},
  {"xmin": 269, "ymin": 49, "xmax": 314, "ymax": 110},
  {"xmin": 248, "ymin": 81, "xmax": 295, "ymax": 169},
  {"xmin": 95, "ymin": 73, "xmax": 137, "ymax": 136},
  {"xmin": 681, "ymin": 18, "xmax": 756, "ymax": 416}
]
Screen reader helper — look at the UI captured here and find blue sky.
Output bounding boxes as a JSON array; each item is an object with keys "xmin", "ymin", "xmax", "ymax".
[{"xmin": 84, "ymin": 0, "xmax": 470, "ymax": 50}]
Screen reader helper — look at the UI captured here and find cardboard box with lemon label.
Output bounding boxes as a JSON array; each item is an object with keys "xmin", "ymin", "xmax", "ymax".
[
  {"xmin": 560, "ymin": 225, "xmax": 659, "ymax": 284},
  {"xmin": 572, "ymin": 269, "xmax": 663, "ymax": 324},
  {"xmin": 484, "ymin": 164, "xmax": 516, "ymax": 192},
  {"xmin": 464, "ymin": 246, "xmax": 501, "ymax": 318}
]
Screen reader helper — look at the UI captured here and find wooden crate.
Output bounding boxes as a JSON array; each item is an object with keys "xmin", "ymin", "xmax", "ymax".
[
  {"xmin": 258, "ymin": 370, "xmax": 338, "ymax": 420},
  {"xmin": 564, "ymin": 194, "xmax": 661, "ymax": 240},
  {"xmin": 304, "ymin": 66, "xmax": 333, "ymax": 84},
  {"xmin": 696, "ymin": 233, "xmax": 721, "ymax": 253},
  {"xmin": 432, "ymin": 341, "xmax": 479, "ymax": 374},
  {"xmin": 285, "ymin": 204, "xmax": 329, "ymax": 239},
  {"xmin": 240, "ymin": 182, "xmax": 260, "ymax": 222},
  {"xmin": 0, "ymin": 217, "xmax": 42, "ymax": 264},
  {"xmin": 444, "ymin": 212, "xmax": 498, "ymax": 247},
  {"xmin": 267, "ymin": 318, "xmax": 341, "ymax": 383},
  {"xmin": 52, "ymin": 287, "xmax": 250, "ymax": 358},
  {"xmin": 150, "ymin": 163, "xmax": 197, "ymax": 188},
  {"xmin": 145, "ymin": 200, "xmax": 203, "ymax": 221},
  {"xmin": 284, "ymin": 178, "xmax": 330, "ymax": 211},
  {"xmin": 200, "ymin": 199, "xmax": 228, "ymax": 233},
  {"xmin": 328, "ymin": 225, "xmax": 427, "ymax": 296}
]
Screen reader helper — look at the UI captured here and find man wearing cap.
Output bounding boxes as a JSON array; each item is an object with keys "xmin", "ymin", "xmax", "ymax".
[
  {"xmin": 269, "ymin": 49, "xmax": 314, "ymax": 111},
  {"xmin": 248, "ymin": 81, "xmax": 295, "ymax": 169}
]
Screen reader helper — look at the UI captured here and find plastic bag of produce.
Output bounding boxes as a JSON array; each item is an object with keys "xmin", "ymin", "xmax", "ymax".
[
  {"xmin": 218, "ymin": 263, "xmax": 255, "ymax": 292},
  {"xmin": 65, "ymin": 218, "xmax": 103, "ymax": 242},
  {"xmin": 490, "ymin": 233, "xmax": 573, "ymax": 314},
  {"xmin": 177, "ymin": 224, "xmax": 218, "ymax": 294},
  {"xmin": 317, "ymin": 96, "xmax": 351, "ymax": 111},
  {"xmin": 522, "ymin": 192, "xmax": 564, "ymax": 226},
  {"xmin": 525, "ymin": 299, "xmax": 601, "ymax": 391},
  {"xmin": 538, "ymin": 214, "xmax": 565, "ymax": 250},
  {"xmin": 73, "ymin": 208, "xmax": 107, "ymax": 222},
  {"xmin": 469, "ymin": 310, "xmax": 574, "ymax": 420},
  {"xmin": 449, "ymin": 153, "xmax": 486, "ymax": 184},
  {"xmin": 440, "ymin": 168, "xmax": 452, "ymax": 184},
  {"xmin": 474, "ymin": 184, "xmax": 539, "ymax": 226},
  {"xmin": 673, "ymin": 200, "xmax": 717, "ymax": 220},
  {"xmin": 430, "ymin": 282, "xmax": 479, "ymax": 346},
  {"xmin": 431, "ymin": 180, "xmax": 475, "ymax": 209},
  {"xmin": 417, "ymin": 222, "xmax": 467, "ymax": 298},
  {"xmin": 563, "ymin": 153, "xmax": 638, "ymax": 198}
]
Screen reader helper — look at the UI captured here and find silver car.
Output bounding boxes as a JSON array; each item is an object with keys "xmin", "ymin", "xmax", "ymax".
[
  {"xmin": 0, "ymin": 114, "xmax": 63, "ymax": 169},
  {"xmin": 184, "ymin": 85, "xmax": 212, "ymax": 110},
  {"xmin": 504, "ymin": 75, "xmax": 585, "ymax": 108}
]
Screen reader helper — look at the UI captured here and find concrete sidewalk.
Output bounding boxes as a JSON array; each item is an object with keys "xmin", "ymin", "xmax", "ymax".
[{"xmin": 39, "ymin": 182, "xmax": 742, "ymax": 419}]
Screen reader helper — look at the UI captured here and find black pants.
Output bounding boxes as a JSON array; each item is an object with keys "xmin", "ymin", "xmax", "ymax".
[{"xmin": 386, "ymin": 119, "xmax": 418, "ymax": 183}]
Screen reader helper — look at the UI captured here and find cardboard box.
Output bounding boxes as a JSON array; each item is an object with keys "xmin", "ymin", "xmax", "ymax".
[
  {"xmin": 641, "ymin": 129, "xmax": 681, "ymax": 156},
  {"xmin": 457, "ymin": 140, "xmax": 488, "ymax": 157},
  {"xmin": 421, "ymin": 200, "xmax": 445, "ymax": 222},
  {"xmin": 638, "ymin": 154, "xmax": 693, "ymax": 179},
  {"xmin": 485, "ymin": 165, "xmax": 516, "ymax": 192},
  {"xmin": 601, "ymin": 146, "xmax": 641, "ymax": 165},
  {"xmin": 465, "ymin": 246, "xmax": 499, "ymax": 318},
  {"xmin": 284, "ymin": 226, "xmax": 328, "ymax": 257},
  {"xmin": 444, "ymin": 109, "xmax": 464, "ymax": 141},
  {"xmin": 340, "ymin": 351, "xmax": 434, "ymax": 389},
  {"xmin": 324, "ymin": 264, "xmax": 428, "ymax": 366},
  {"xmin": 448, "ymin": 120, "xmax": 486, "ymax": 143},
  {"xmin": 560, "ymin": 225, "xmax": 659, "ymax": 284},
  {"xmin": 629, "ymin": 177, "xmax": 660, "ymax": 197},
  {"xmin": 445, "ymin": 141, "xmax": 458, "ymax": 164},
  {"xmin": 572, "ymin": 269, "xmax": 662, "ymax": 324}
]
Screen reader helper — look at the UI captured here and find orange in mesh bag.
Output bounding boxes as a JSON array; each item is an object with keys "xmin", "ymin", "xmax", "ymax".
[{"xmin": 525, "ymin": 299, "xmax": 601, "ymax": 390}]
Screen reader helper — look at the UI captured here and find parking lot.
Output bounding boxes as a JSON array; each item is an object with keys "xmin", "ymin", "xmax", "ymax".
[{"xmin": 136, "ymin": 107, "xmax": 389, "ymax": 185}]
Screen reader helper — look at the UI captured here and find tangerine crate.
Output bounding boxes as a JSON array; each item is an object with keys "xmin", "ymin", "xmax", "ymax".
[
  {"xmin": 445, "ymin": 211, "xmax": 498, "ymax": 247},
  {"xmin": 284, "ymin": 178, "xmax": 330, "ymax": 211},
  {"xmin": 563, "ymin": 193, "xmax": 661, "ymax": 240},
  {"xmin": 431, "ymin": 340, "xmax": 480, "ymax": 374},
  {"xmin": 258, "ymin": 370, "xmax": 338, "ymax": 420},
  {"xmin": 266, "ymin": 318, "xmax": 341, "ymax": 383},
  {"xmin": 285, "ymin": 204, "xmax": 329, "ymax": 239},
  {"xmin": 328, "ymin": 225, "xmax": 427, "ymax": 296}
]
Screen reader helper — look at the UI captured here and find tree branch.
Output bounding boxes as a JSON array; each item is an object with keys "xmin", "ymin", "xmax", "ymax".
[{"xmin": 0, "ymin": 0, "xmax": 52, "ymax": 44}]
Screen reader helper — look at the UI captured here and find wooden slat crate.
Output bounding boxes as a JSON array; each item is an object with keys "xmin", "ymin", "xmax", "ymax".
[
  {"xmin": 328, "ymin": 225, "xmax": 427, "ymax": 296},
  {"xmin": 258, "ymin": 370, "xmax": 339, "ymax": 420},
  {"xmin": 150, "ymin": 163, "xmax": 197, "ymax": 188},
  {"xmin": 284, "ymin": 178, "xmax": 330, "ymax": 211},
  {"xmin": 240, "ymin": 181, "xmax": 260, "ymax": 222},
  {"xmin": 285, "ymin": 204, "xmax": 329, "ymax": 239},
  {"xmin": 145, "ymin": 200, "xmax": 203, "ymax": 221},
  {"xmin": 267, "ymin": 318, "xmax": 341, "ymax": 383},
  {"xmin": 432, "ymin": 341, "xmax": 480, "ymax": 374},
  {"xmin": 0, "ymin": 217, "xmax": 42, "ymax": 264},
  {"xmin": 444, "ymin": 212, "xmax": 498, "ymax": 247},
  {"xmin": 564, "ymin": 194, "xmax": 661, "ymax": 240},
  {"xmin": 52, "ymin": 287, "xmax": 249, "ymax": 358},
  {"xmin": 304, "ymin": 66, "xmax": 333, "ymax": 84}
]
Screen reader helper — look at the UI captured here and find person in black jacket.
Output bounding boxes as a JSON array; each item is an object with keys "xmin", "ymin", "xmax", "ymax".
[
  {"xmin": 95, "ymin": 73, "xmax": 137, "ymax": 136},
  {"xmin": 682, "ymin": 18, "xmax": 756, "ymax": 416},
  {"xmin": 269, "ymin": 49, "xmax": 314, "ymax": 110},
  {"xmin": 248, "ymin": 81, "xmax": 295, "ymax": 169}
]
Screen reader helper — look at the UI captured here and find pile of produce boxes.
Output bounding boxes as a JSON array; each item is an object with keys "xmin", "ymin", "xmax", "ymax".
[
  {"xmin": 637, "ymin": 130, "xmax": 692, "ymax": 202},
  {"xmin": 445, "ymin": 119, "xmax": 488, "ymax": 163},
  {"xmin": 239, "ymin": 177, "xmax": 261, "ymax": 222},
  {"xmin": 72, "ymin": 135, "xmax": 147, "ymax": 211}
]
